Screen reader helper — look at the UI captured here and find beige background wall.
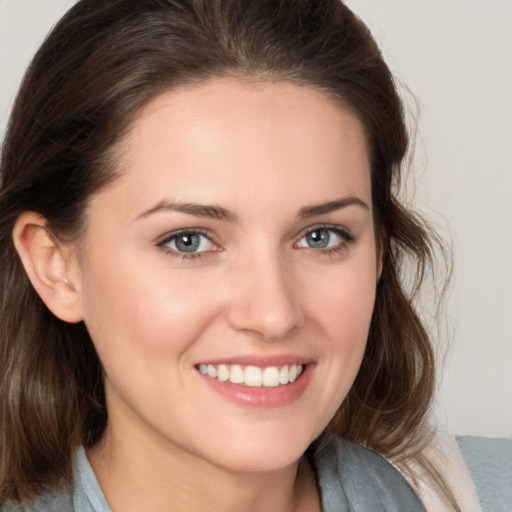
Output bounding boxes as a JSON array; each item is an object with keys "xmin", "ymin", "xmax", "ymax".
[{"xmin": 1, "ymin": 0, "xmax": 511, "ymax": 437}]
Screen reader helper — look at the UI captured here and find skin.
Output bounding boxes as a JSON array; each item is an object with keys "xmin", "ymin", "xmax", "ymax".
[{"xmin": 17, "ymin": 79, "xmax": 380, "ymax": 511}]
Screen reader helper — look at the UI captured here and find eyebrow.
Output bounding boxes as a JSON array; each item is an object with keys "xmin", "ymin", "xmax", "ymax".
[
  {"xmin": 135, "ymin": 200, "xmax": 237, "ymax": 222},
  {"xmin": 298, "ymin": 196, "xmax": 369, "ymax": 218},
  {"xmin": 135, "ymin": 196, "xmax": 369, "ymax": 223}
]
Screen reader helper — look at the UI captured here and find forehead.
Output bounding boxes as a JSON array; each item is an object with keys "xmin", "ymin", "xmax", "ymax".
[{"xmin": 94, "ymin": 78, "xmax": 371, "ymax": 217}]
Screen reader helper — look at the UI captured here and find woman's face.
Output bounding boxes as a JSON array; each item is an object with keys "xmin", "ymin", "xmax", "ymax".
[{"xmin": 74, "ymin": 79, "xmax": 379, "ymax": 472}]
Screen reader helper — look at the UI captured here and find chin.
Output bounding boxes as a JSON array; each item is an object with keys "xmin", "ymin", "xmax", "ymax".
[
  {"xmin": 200, "ymin": 426, "xmax": 320, "ymax": 474},
  {"xmin": 216, "ymin": 449, "xmax": 305, "ymax": 474}
]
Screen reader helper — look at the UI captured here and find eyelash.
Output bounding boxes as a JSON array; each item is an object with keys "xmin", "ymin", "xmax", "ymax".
[
  {"xmin": 295, "ymin": 224, "xmax": 355, "ymax": 258},
  {"xmin": 156, "ymin": 225, "xmax": 355, "ymax": 261},
  {"xmin": 157, "ymin": 228, "xmax": 217, "ymax": 261}
]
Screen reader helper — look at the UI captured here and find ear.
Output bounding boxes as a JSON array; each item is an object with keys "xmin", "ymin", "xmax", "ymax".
[{"xmin": 12, "ymin": 212, "xmax": 84, "ymax": 323}]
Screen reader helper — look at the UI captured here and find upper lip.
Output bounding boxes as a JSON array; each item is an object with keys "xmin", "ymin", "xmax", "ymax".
[{"xmin": 195, "ymin": 354, "xmax": 315, "ymax": 367}]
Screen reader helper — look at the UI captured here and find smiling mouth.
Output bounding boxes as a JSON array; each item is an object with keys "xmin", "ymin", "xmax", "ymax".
[{"xmin": 197, "ymin": 363, "xmax": 304, "ymax": 387}]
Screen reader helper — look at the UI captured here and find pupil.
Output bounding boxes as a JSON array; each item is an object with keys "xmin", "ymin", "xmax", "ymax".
[
  {"xmin": 307, "ymin": 230, "xmax": 329, "ymax": 248},
  {"xmin": 176, "ymin": 234, "xmax": 199, "ymax": 252}
]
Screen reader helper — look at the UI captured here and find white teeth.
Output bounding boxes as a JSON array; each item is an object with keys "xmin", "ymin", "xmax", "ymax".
[
  {"xmin": 279, "ymin": 365, "xmax": 289, "ymax": 385},
  {"xmin": 217, "ymin": 364, "xmax": 229, "ymax": 382},
  {"xmin": 263, "ymin": 367, "xmax": 280, "ymax": 387},
  {"xmin": 198, "ymin": 363, "xmax": 305, "ymax": 387},
  {"xmin": 245, "ymin": 366, "xmax": 262, "ymax": 387},
  {"xmin": 229, "ymin": 364, "xmax": 244, "ymax": 384}
]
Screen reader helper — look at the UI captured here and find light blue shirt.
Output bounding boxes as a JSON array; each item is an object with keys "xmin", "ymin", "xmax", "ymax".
[{"xmin": 2, "ymin": 436, "xmax": 425, "ymax": 511}]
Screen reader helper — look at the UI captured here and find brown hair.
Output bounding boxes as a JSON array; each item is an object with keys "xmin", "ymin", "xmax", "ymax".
[{"xmin": 1, "ymin": 0, "xmax": 445, "ymax": 504}]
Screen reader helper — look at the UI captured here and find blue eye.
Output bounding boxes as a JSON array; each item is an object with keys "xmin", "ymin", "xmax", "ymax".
[
  {"xmin": 160, "ymin": 231, "xmax": 215, "ymax": 254},
  {"xmin": 296, "ymin": 227, "xmax": 353, "ymax": 250},
  {"xmin": 304, "ymin": 229, "xmax": 331, "ymax": 249}
]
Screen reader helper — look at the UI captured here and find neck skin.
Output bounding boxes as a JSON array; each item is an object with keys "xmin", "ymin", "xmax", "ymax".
[{"xmin": 86, "ymin": 397, "xmax": 321, "ymax": 512}]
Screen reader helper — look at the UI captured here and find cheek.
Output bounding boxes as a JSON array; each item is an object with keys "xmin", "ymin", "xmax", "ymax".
[
  {"xmin": 310, "ymin": 254, "xmax": 377, "ymax": 342},
  {"xmin": 320, "ymin": 290, "xmax": 374, "ymax": 381},
  {"xmin": 304, "ymin": 253, "xmax": 377, "ymax": 395},
  {"xmin": 80, "ymin": 255, "xmax": 223, "ymax": 372},
  {"xmin": 283, "ymin": 261, "xmax": 376, "ymax": 441}
]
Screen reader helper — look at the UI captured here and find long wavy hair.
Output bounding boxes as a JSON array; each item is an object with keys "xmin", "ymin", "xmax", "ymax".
[{"xmin": 1, "ymin": 0, "xmax": 447, "ymax": 504}]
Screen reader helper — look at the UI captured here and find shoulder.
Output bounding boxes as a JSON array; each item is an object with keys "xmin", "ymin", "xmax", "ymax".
[
  {"xmin": 1, "ymin": 446, "xmax": 108, "ymax": 512},
  {"xmin": 0, "ymin": 488, "xmax": 73, "ymax": 512},
  {"xmin": 0, "ymin": 492, "xmax": 72, "ymax": 512},
  {"xmin": 314, "ymin": 435, "xmax": 426, "ymax": 512}
]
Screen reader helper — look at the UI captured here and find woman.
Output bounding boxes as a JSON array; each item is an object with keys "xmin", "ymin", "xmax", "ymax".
[{"xmin": 0, "ymin": 0, "xmax": 450, "ymax": 510}]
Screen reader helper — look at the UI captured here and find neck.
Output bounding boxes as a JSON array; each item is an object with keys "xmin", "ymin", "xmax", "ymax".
[{"xmin": 87, "ymin": 422, "xmax": 321, "ymax": 512}]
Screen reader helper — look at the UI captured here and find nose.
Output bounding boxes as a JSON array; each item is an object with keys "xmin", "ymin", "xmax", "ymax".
[{"xmin": 225, "ymin": 251, "xmax": 304, "ymax": 340}]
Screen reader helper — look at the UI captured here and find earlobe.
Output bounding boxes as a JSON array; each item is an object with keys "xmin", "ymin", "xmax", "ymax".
[{"xmin": 12, "ymin": 212, "xmax": 84, "ymax": 323}]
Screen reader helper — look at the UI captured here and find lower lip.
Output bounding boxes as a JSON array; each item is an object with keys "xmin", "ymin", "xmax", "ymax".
[{"xmin": 197, "ymin": 364, "xmax": 314, "ymax": 408}]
